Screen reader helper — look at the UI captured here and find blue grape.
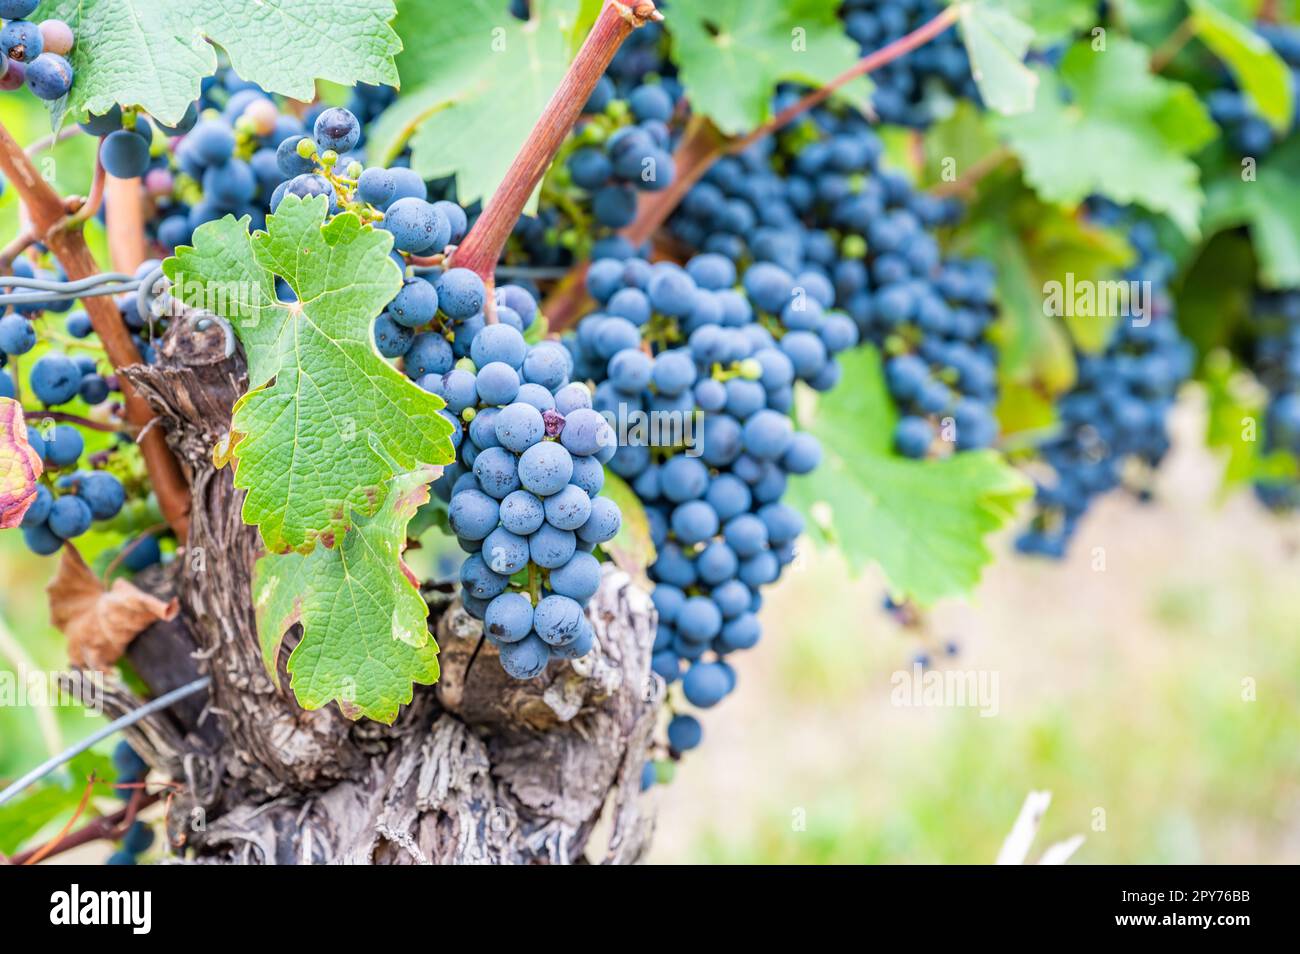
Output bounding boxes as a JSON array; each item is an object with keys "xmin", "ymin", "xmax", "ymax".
[{"xmin": 100, "ymin": 130, "xmax": 151, "ymax": 179}]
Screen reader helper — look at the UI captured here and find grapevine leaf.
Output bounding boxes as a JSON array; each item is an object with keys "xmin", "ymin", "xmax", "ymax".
[
  {"xmin": 997, "ymin": 39, "xmax": 1217, "ymax": 237},
  {"xmin": 371, "ymin": 0, "xmax": 591, "ymax": 209},
  {"xmin": 790, "ymin": 348, "xmax": 1033, "ymax": 607},
  {"xmin": 957, "ymin": 1, "xmax": 1039, "ymax": 116},
  {"xmin": 1190, "ymin": 0, "xmax": 1295, "ymax": 133},
  {"xmin": 255, "ymin": 467, "xmax": 441, "ymax": 724},
  {"xmin": 0, "ymin": 399, "xmax": 42, "ymax": 530},
  {"xmin": 38, "ymin": 0, "xmax": 402, "ymax": 126},
  {"xmin": 1205, "ymin": 138, "xmax": 1300, "ymax": 289},
  {"xmin": 666, "ymin": 0, "xmax": 871, "ymax": 136},
  {"xmin": 164, "ymin": 196, "xmax": 455, "ymax": 554}
]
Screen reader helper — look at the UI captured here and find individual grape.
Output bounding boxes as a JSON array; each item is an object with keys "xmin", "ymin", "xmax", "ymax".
[
  {"xmin": 313, "ymin": 107, "xmax": 361, "ymax": 154},
  {"xmin": 667, "ymin": 713, "xmax": 703, "ymax": 752},
  {"xmin": 100, "ymin": 130, "xmax": 151, "ymax": 179},
  {"xmin": 471, "ymin": 324, "xmax": 528, "ymax": 370},
  {"xmin": 356, "ymin": 167, "xmax": 396, "ymax": 208},
  {"xmin": 382, "ymin": 197, "xmax": 450, "ymax": 253},
  {"xmin": 576, "ymin": 495, "xmax": 621, "ymax": 544},
  {"xmin": 404, "ymin": 332, "xmax": 454, "ymax": 378},
  {"xmin": 389, "ymin": 277, "xmax": 438, "ymax": 328},
  {"xmin": 437, "ymin": 269, "xmax": 487, "ymax": 320},
  {"xmin": 79, "ymin": 472, "xmax": 125, "ymax": 520},
  {"xmin": 529, "ymin": 523, "xmax": 576, "ymax": 569},
  {"xmin": 518, "ymin": 441, "xmax": 573, "ymax": 496},
  {"xmin": 0, "ymin": 314, "xmax": 35, "ymax": 355},
  {"xmin": 22, "ymin": 522, "xmax": 63, "ymax": 555},
  {"xmin": 499, "ymin": 489, "xmax": 546, "ymax": 535},
  {"xmin": 494, "ymin": 402, "xmax": 545, "ymax": 452},
  {"xmin": 0, "ymin": 18, "xmax": 42, "ymax": 61},
  {"xmin": 532, "ymin": 594, "xmax": 584, "ymax": 647},
  {"xmin": 0, "ymin": 2, "xmax": 40, "ymax": 19},
  {"xmin": 29, "ymin": 353, "xmax": 81, "ymax": 406},
  {"xmin": 122, "ymin": 536, "xmax": 163, "ymax": 573},
  {"xmin": 460, "ymin": 552, "xmax": 509, "ymax": 600},
  {"xmin": 473, "ymin": 446, "xmax": 522, "ymax": 499},
  {"xmin": 433, "ymin": 201, "xmax": 469, "ymax": 243},
  {"xmin": 448, "ymin": 489, "xmax": 500, "ymax": 541},
  {"xmin": 548, "ymin": 551, "xmax": 601, "ymax": 602},
  {"xmin": 373, "ymin": 313, "xmax": 414, "ymax": 358},
  {"xmin": 543, "ymin": 484, "xmax": 592, "ymax": 531},
  {"xmin": 682, "ymin": 662, "xmax": 732, "ymax": 708},
  {"xmin": 47, "ymin": 494, "xmax": 92, "ymax": 539},
  {"xmin": 23, "ymin": 52, "xmax": 72, "ymax": 100},
  {"xmin": 475, "ymin": 361, "xmax": 521, "ymax": 406}
]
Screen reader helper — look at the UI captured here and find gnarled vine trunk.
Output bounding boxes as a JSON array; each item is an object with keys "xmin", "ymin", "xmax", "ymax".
[{"xmin": 109, "ymin": 317, "xmax": 662, "ymax": 865}]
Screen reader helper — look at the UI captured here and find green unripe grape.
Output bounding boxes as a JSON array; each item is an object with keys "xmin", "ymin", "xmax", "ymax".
[
  {"xmin": 462, "ymin": 407, "xmax": 477, "ymax": 423},
  {"xmin": 319, "ymin": 149, "xmax": 338, "ymax": 167},
  {"xmin": 346, "ymin": 160, "xmax": 363, "ymax": 179},
  {"xmin": 296, "ymin": 137, "xmax": 318, "ymax": 159},
  {"xmin": 455, "ymin": 356, "xmax": 476, "ymax": 374},
  {"xmin": 842, "ymin": 234, "xmax": 867, "ymax": 260},
  {"xmin": 739, "ymin": 358, "xmax": 762, "ymax": 381}
]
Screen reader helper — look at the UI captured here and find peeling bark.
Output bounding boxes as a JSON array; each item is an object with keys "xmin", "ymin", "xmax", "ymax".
[{"xmin": 109, "ymin": 317, "xmax": 662, "ymax": 865}]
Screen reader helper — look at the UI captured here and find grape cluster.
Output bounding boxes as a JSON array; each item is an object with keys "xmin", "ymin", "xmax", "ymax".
[
  {"xmin": 0, "ymin": 1, "xmax": 75, "ymax": 100},
  {"xmin": 105, "ymin": 741, "xmax": 155, "ymax": 865},
  {"xmin": 1247, "ymin": 289, "xmax": 1300, "ymax": 510},
  {"xmin": 569, "ymin": 82, "xmax": 678, "ymax": 229},
  {"xmin": 670, "ymin": 100, "xmax": 996, "ymax": 457},
  {"xmin": 392, "ymin": 271, "xmax": 622, "ymax": 679},
  {"xmin": 1205, "ymin": 22, "xmax": 1300, "ymax": 158},
  {"xmin": 0, "ymin": 256, "xmax": 163, "ymax": 556},
  {"xmin": 840, "ymin": 0, "xmax": 979, "ymax": 128},
  {"xmin": 1016, "ymin": 208, "xmax": 1193, "ymax": 557},
  {"xmin": 563, "ymin": 254, "xmax": 830, "ymax": 742},
  {"xmin": 91, "ymin": 75, "xmax": 307, "ymax": 255}
]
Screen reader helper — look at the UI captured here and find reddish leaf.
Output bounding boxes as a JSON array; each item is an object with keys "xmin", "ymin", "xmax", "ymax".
[{"xmin": 0, "ymin": 398, "xmax": 43, "ymax": 530}]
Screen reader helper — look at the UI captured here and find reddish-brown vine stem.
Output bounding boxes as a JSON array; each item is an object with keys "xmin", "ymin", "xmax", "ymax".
[
  {"xmin": 452, "ymin": 0, "xmax": 662, "ymax": 282},
  {"xmin": 0, "ymin": 120, "xmax": 191, "ymax": 542}
]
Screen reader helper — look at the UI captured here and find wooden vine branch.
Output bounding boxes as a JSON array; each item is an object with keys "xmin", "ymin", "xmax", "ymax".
[
  {"xmin": 0, "ymin": 120, "xmax": 192, "ymax": 542},
  {"xmin": 452, "ymin": 0, "xmax": 662, "ymax": 281}
]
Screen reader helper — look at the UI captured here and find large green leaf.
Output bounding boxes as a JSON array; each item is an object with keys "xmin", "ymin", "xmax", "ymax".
[
  {"xmin": 37, "ymin": 0, "xmax": 401, "ymax": 126},
  {"xmin": 369, "ymin": 0, "xmax": 596, "ymax": 208},
  {"xmin": 957, "ymin": 1, "xmax": 1038, "ymax": 116},
  {"xmin": 1190, "ymin": 0, "xmax": 1294, "ymax": 133},
  {"xmin": 1205, "ymin": 137, "xmax": 1300, "ymax": 289},
  {"xmin": 667, "ymin": 0, "xmax": 870, "ymax": 135},
  {"xmin": 997, "ymin": 39, "xmax": 1217, "ymax": 237},
  {"xmin": 256, "ymin": 467, "xmax": 441, "ymax": 723},
  {"xmin": 790, "ymin": 348, "xmax": 1032, "ymax": 607},
  {"xmin": 164, "ymin": 196, "xmax": 455, "ymax": 554}
]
